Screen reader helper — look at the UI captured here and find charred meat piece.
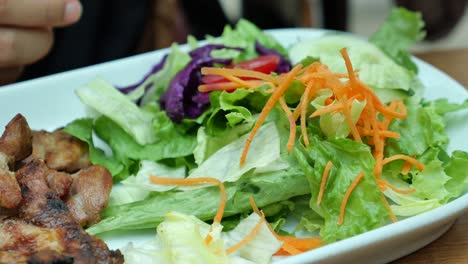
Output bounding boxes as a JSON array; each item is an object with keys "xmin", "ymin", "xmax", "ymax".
[
  {"xmin": 0, "ymin": 152, "xmax": 21, "ymax": 209},
  {"xmin": 0, "ymin": 169, "xmax": 21, "ymax": 209},
  {"xmin": 0, "ymin": 160, "xmax": 124, "ymax": 264},
  {"xmin": 46, "ymin": 170, "xmax": 73, "ymax": 198},
  {"xmin": 0, "ymin": 114, "xmax": 32, "ymax": 162},
  {"xmin": 32, "ymin": 130, "xmax": 91, "ymax": 173},
  {"xmin": 65, "ymin": 165, "xmax": 113, "ymax": 226}
]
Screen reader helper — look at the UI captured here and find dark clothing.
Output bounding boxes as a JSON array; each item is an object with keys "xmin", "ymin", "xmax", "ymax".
[
  {"xmin": 20, "ymin": 0, "xmax": 150, "ymax": 81},
  {"xmin": 19, "ymin": 0, "xmax": 230, "ymax": 82}
]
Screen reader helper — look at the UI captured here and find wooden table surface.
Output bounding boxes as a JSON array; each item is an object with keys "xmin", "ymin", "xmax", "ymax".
[{"xmin": 392, "ymin": 48, "xmax": 468, "ymax": 264}]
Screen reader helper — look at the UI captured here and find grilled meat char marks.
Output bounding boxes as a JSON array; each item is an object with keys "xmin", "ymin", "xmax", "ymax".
[
  {"xmin": 0, "ymin": 114, "xmax": 123, "ymax": 264},
  {"xmin": 10, "ymin": 160, "xmax": 124, "ymax": 264},
  {"xmin": 0, "ymin": 114, "xmax": 33, "ymax": 163},
  {"xmin": 0, "ymin": 114, "xmax": 32, "ymax": 209},
  {"xmin": 65, "ymin": 166, "xmax": 113, "ymax": 226},
  {"xmin": 31, "ymin": 130, "xmax": 91, "ymax": 173},
  {"xmin": 0, "ymin": 165, "xmax": 21, "ymax": 209}
]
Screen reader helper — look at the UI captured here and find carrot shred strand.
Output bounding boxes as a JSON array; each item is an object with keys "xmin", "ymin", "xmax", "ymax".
[
  {"xmin": 382, "ymin": 154, "xmax": 425, "ymax": 171},
  {"xmin": 279, "ymin": 97, "xmax": 297, "ymax": 152},
  {"xmin": 197, "ymin": 48, "xmax": 422, "ymax": 231},
  {"xmin": 378, "ymin": 179, "xmax": 416, "ymax": 194},
  {"xmin": 226, "ymin": 213, "xmax": 266, "ymax": 255},
  {"xmin": 240, "ymin": 64, "xmax": 303, "ymax": 167},
  {"xmin": 317, "ymin": 161, "xmax": 333, "ymax": 205},
  {"xmin": 338, "ymin": 172, "xmax": 365, "ymax": 225},
  {"xmin": 381, "ymin": 194, "xmax": 398, "ymax": 223}
]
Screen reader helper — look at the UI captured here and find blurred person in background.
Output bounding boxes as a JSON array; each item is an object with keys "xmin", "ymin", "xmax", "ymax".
[
  {"xmin": 0, "ymin": 0, "xmax": 466, "ymax": 85},
  {"xmin": 0, "ymin": 0, "xmax": 230, "ymax": 85}
]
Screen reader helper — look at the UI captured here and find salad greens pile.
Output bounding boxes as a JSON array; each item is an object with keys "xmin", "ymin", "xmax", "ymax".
[{"xmin": 64, "ymin": 7, "xmax": 468, "ymax": 263}]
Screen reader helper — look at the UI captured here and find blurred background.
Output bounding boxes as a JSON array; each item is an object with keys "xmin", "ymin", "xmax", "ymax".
[
  {"xmin": 19, "ymin": 0, "xmax": 468, "ymax": 84},
  {"xmin": 216, "ymin": 0, "xmax": 468, "ymax": 52}
]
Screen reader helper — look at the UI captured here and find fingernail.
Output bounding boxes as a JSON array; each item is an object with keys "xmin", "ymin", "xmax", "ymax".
[{"xmin": 64, "ymin": 1, "xmax": 82, "ymax": 24}]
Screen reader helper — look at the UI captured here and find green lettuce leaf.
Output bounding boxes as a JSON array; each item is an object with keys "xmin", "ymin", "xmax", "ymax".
[
  {"xmin": 443, "ymin": 150, "xmax": 468, "ymax": 201},
  {"xmin": 369, "ymin": 7, "xmax": 425, "ymax": 73},
  {"xmin": 209, "ymin": 19, "xmax": 288, "ymax": 62},
  {"xmin": 122, "ymin": 211, "xmax": 281, "ymax": 264},
  {"xmin": 139, "ymin": 44, "xmax": 191, "ymax": 106},
  {"xmin": 424, "ymin": 98, "xmax": 468, "ymax": 115},
  {"xmin": 87, "ymin": 168, "xmax": 309, "ymax": 235},
  {"xmin": 76, "ymin": 78, "xmax": 156, "ymax": 145},
  {"xmin": 386, "ymin": 97, "xmax": 448, "ymax": 156},
  {"xmin": 63, "ymin": 118, "xmax": 124, "ymax": 176},
  {"xmin": 94, "ymin": 115, "xmax": 196, "ymax": 164},
  {"xmin": 109, "ymin": 160, "xmax": 187, "ymax": 206},
  {"xmin": 294, "ymin": 137, "xmax": 388, "ymax": 243},
  {"xmin": 411, "ymin": 160, "xmax": 451, "ymax": 201},
  {"xmin": 185, "ymin": 122, "xmax": 287, "ymax": 183},
  {"xmin": 193, "ymin": 123, "xmax": 252, "ymax": 165},
  {"xmin": 205, "ymin": 87, "xmax": 269, "ymax": 135}
]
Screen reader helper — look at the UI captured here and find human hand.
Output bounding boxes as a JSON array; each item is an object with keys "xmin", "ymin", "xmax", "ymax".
[{"xmin": 0, "ymin": 0, "xmax": 82, "ymax": 84}]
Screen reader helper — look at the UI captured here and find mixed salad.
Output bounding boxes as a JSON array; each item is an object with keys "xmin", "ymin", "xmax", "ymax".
[{"xmin": 63, "ymin": 8, "xmax": 468, "ymax": 264}]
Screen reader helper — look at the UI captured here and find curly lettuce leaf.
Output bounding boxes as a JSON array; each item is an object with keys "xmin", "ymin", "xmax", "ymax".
[
  {"xmin": 386, "ymin": 97, "xmax": 448, "ymax": 156},
  {"xmin": 369, "ymin": 7, "xmax": 425, "ymax": 73},
  {"xmin": 209, "ymin": 19, "xmax": 288, "ymax": 62},
  {"xmin": 294, "ymin": 137, "xmax": 388, "ymax": 243}
]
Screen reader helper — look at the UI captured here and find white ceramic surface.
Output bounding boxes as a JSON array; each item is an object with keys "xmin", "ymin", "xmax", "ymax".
[{"xmin": 0, "ymin": 29, "xmax": 467, "ymax": 264}]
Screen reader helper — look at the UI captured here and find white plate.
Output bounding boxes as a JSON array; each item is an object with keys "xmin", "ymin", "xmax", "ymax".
[{"xmin": 1, "ymin": 29, "xmax": 467, "ymax": 264}]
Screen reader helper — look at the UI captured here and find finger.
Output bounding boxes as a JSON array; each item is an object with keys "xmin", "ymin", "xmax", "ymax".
[
  {"xmin": 0, "ymin": 66, "xmax": 23, "ymax": 85},
  {"xmin": 0, "ymin": 0, "xmax": 82, "ymax": 27},
  {"xmin": 0, "ymin": 27, "xmax": 53, "ymax": 67}
]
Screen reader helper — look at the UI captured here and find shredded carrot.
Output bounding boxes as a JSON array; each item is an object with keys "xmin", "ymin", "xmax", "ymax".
[
  {"xmin": 197, "ymin": 49, "xmax": 419, "ymax": 234},
  {"xmin": 278, "ymin": 236, "xmax": 322, "ymax": 252},
  {"xmin": 226, "ymin": 213, "xmax": 266, "ymax": 255},
  {"xmin": 249, "ymin": 196, "xmax": 262, "ymax": 215},
  {"xmin": 395, "ymin": 100, "xmax": 407, "ymax": 117},
  {"xmin": 378, "ymin": 179, "xmax": 416, "ymax": 194},
  {"xmin": 279, "ymin": 97, "xmax": 297, "ymax": 152},
  {"xmin": 340, "ymin": 48, "xmax": 358, "ymax": 86},
  {"xmin": 309, "ymin": 102, "xmax": 344, "ymax": 118},
  {"xmin": 201, "ymin": 67, "xmax": 278, "ymax": 83},
  {"xmin": 337, "ymin": 93, "xmax": 362, "ymax": 143},
  {"xmin": 338, "ymin": 172, "xmax": 365, "ymax": 225},
  {"xmin": 300, "ymin": 82, "xmax": 313, "ymax": 146},
  {"xmin": 357, "ymin": 128, "xmax": 400, "ymax": 139},
  {"xmin": 375, "ymin": 103, "xmax": 407, "ymax": 119},
  {"xmin": 249, "ymin": 195, "xmax": 322, "ymax": 256},
  {"xmin": 198, "ymin": 80, "xmax": 270, "ymax": 92},
  {"xmin": 377, "ymin": 179, "xmax": 387, "ymax": 191},
  {"xmin": 401, "ymin": 161, "xmax": 412, "ymax": 175},
  {"xmin": 382, "ymin": 154, "xmax": 425, "ymax": 171},
  {"xmin": 275, "ymin": 243, "xmax": 303, "ymax": 256},
  {"xmin": 240, "ymin": 64, "xmax": 303, "ymax": 167},
  {"xmin": 317, "ymin": 161, "xmax": 333, "ymax": 205},
  {"xmin": 380, "ymin": 194, "xmax": 397, "ymax": 223}
]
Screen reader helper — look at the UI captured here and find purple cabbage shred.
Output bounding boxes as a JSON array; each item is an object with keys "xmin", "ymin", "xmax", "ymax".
[
  {"xmin": 160, "ymin": 44, "xmax": 243, "ymax": 123},
  {"xmin": 118, "ymin": 54, "xmax": 168, "ymax": 95}
]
